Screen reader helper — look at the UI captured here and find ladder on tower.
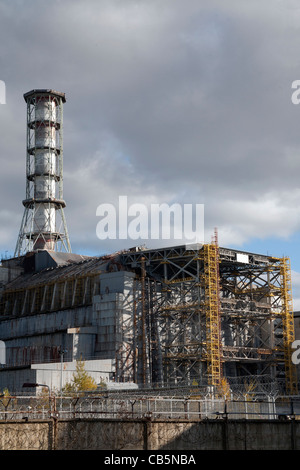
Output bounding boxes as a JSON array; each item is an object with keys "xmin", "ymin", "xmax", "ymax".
[
  {"xmin": 203, "ymin": 233, "xmax": 223, "ymax": 388},
  {"xmin": 280, "ymin": 257, "xmax": 298, "ymax": 395}
]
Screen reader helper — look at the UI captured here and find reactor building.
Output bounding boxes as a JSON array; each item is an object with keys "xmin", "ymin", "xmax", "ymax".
[{"xmin": 0, "ymin": 89, "xmax": 298, "ymax": 395}]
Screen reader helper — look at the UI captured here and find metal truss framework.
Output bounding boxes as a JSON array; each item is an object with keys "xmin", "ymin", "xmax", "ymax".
[
  {"xmin": 0, "ymin": 244, "xmax": 297, "ymax": 394},
  {"xmin": 122, "ymin": 244, "xmax": 298, "ymax": 394}
]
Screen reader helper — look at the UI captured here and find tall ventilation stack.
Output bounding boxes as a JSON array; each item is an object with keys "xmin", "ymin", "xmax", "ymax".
[{"xmin": 14, "ymin": 89, "xmax": 71, "ymax": 256}]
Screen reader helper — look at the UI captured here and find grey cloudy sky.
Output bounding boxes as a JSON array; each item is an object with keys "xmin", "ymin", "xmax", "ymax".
[{"xmin": 1, "ymin": 0, "xmax": 300, "ymax": 288}]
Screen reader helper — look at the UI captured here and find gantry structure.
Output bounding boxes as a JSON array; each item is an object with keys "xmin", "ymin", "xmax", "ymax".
[
  {"xmin": 0, "ymin": 241, "xmax": 297, "ymax": 395},
  {"xmin": 121, "ymin": 239, "xmax": 298, "ymax": 394}
]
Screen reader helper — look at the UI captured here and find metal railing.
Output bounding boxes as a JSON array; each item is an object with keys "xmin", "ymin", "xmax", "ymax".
[{"xmin": 1, "ymin": 395, "xmax": 300, "ymax": 421}]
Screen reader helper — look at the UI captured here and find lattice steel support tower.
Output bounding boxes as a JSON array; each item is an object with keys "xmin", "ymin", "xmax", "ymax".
[{"xmin": 15, "ymin": 89, "xmax": 71, "ymax": 256}]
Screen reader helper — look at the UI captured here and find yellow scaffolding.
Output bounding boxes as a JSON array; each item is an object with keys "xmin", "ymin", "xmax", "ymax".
[
  {"xmin": 203, "ymin": 243, "xmax": 223, "ymax": 387},
  {"xmin": 280, "ymin": 257, "xmax": 298, "ymax": 395}
]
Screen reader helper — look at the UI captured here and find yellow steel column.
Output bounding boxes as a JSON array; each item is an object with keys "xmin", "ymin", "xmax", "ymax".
[
  {"xmin": 203, "ymin": 243, "xmax": 222, "ymax": 387},
  {"xmin": 280, "ymin": 257, "xmax": 298, "ymax": 395}
]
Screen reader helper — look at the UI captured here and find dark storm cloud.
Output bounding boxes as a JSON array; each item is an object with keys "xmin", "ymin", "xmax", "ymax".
[{"xmin": 0, "ymin": 0, "xmax": 300, "ymax": 255}]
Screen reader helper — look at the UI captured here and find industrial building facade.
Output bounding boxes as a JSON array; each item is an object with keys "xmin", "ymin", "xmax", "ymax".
[{"xmin": 0, "ymin": 241, "xmax": 297, "ymax": 395}]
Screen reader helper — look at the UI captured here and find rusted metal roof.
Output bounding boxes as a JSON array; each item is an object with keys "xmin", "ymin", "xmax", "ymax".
[{"xmin": 3, "ymin": 253, "xmax": 124, "ymax": 291}]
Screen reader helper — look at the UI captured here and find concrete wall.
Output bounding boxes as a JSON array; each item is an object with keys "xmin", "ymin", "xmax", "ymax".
[
  {"xmin": 0, "ymin": 359, "xmax": 113, "ymax": 394},
  {"xmin": 0, "ymin": 270, "xmax": 137, "ymax": 392},
  {"xmin": 0, "ymin": 418, "xmax": 300, "ymax": 450},
  {"xmin": 93, "ymin": 271, "xmax": 136, "ymax": 380},
  {"xmin": 32, "ymin": 359, "xmax": 113, "ymax": 391},
  {"xmin": 0, "ymin": 305, "xmax": 94, "ymax": 367}
]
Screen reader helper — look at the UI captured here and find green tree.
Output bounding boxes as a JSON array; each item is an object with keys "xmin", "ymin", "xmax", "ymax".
[{"xmin": 63, "ymin": 359, "xmax": 97, "ymax": 395}]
